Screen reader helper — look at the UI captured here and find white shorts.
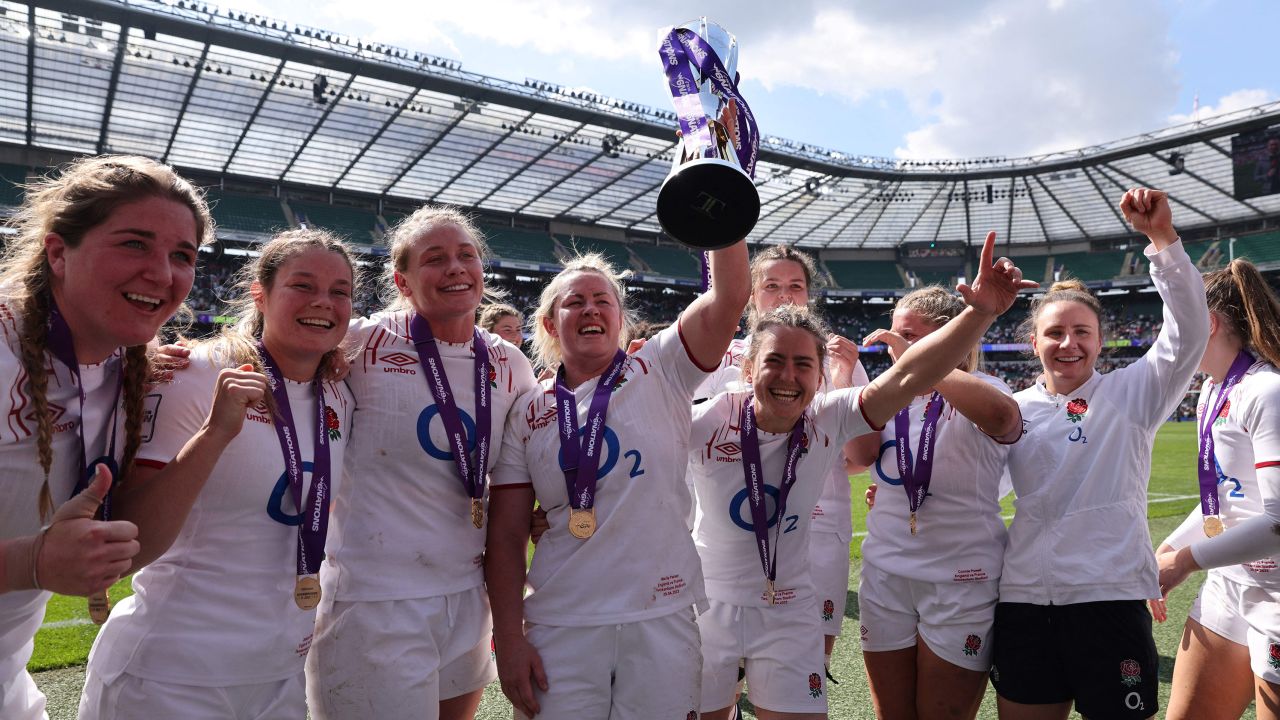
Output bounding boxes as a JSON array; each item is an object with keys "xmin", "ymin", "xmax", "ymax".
[
  {"xmin": 305, "ymin": 585, "xmax": 497, "ymax": 719},
  {"xmin": 1, "ymin": 603, "xmax": 46, "ymax": 720},
  {"xmin": 78, "ymin": 669, "xmax": 304, "ymax": 720},
  {"xmin": 857, "ymin": 561, "xmax": 997, "ymax": 672},
  {"xmin": 809, "ymin": 529, "xmax": 851, "ymax": 637},
  {"xmin": 1190, "ymin": 570, "xmax": 1280, "ymax": 684},
  {"xmin": 519, "ymin": 609, "xmax": 702, "ymax": 720},
  {"xmin": 697, "ymin": 597, "xmax": 827, "ymax": 714}
]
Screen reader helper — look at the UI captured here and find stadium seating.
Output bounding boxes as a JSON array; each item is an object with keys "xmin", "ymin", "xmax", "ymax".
[
  {"xmin": 289, "ymin": 201, "xmax": 381, "ymax": 244},
  {"xmin": 1052, "ymin": 250, "xmax": 1125, "ymax": 281},
  {"xmin": 0, "ymin": 164, "xmax": 26, "ymax": 207},
  {"xmin": 555, "ymin": 234, "xmax": 635, "ymax": 271},
  {"xmin": 630, "ymin": 243, "xmax": 701, "ymax": 278},
  {"xmin": 825, "ymin": 260, "xmax": 902, "ymax": 289},
  {"xmin": 912, "ymin": 269, "xmax": 963, "ymax": 288},
  {"xmin": 1007, "ymin": 254, "xmax": 1053, "ymax": 284},
  {"xmin": 483, "ymin": 226, "xmax": 561, "ymax": 265},
  {"xmin": 206, "ymin": 191, "xmax": 290, "ymax": 236},
  {"xmin": 1233, "ymin": 231, "xmax": 1280, "ymax": 267}
]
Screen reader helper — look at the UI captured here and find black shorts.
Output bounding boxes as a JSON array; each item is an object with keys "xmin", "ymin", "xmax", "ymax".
[{"xmin": 990, "ymin": 600, "xmax": 1159, "ymax": 720}]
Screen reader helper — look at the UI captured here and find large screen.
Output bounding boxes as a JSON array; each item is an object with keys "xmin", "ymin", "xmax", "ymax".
[{"xmin": 1231, "ymin": 126, "xmax": 1280, "ymax": 200}]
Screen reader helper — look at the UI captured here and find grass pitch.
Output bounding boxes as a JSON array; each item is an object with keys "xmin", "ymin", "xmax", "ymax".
[{"xmin": 35, "ymin": 422, "xmax": 1239, "ymax": 718}]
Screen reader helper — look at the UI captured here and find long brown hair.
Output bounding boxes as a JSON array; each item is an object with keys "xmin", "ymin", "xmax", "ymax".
[
  {"xmin": 1, "ymin": 155, "xmax": 214, "ymax": 520},
  {"xmin": 199, "ymin": 228, "xmax": 359, "ymax": 386},
  {"xmin": 1204, "ymin": 259, "xmax": 1280, "ymax": 367}
]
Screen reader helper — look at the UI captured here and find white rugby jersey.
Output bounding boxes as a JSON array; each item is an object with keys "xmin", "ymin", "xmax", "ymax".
[
  {"xmin": 86, "ymin": 343, "xmax": 355, "ymax": 686},
  {"xmin": 323, "ymin": 311, "xmax": 536, "ymax": 601},
  {"xmin": 492, "ymin": 324, "xmax": 709, "ymax": 626},
  {"xmin": 1000, "ymin": 241, "xmax": 1209, "ymax": 605},
  {"xmin": 689, "ymin": 388, "xmax": 873, "ymax": 607},
  {"xmin": 1163, "ymin": 362, "xmax": 1280, "ymax": 588},
  {"xmin": 861, "ymin": 372, "xmax": 1013, "ymax": 586},
  {"xmin": 693, "ymin": 336, "xmax": 749, "ymax": 404},
  {"xmin": 0, "ymin": 296, "xmax": 120, "ymax": 694}
]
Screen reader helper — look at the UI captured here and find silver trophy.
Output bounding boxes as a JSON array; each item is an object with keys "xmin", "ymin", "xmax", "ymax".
[{"xmin": 656, "ymin": 18, "xmax": 760, "ymax": 250}]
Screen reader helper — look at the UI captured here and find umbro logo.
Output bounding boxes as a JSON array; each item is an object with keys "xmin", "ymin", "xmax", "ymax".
[
  {"xmin": 714, "ymin": 441, "xmax": 741, "ymax": 463},
  {"xmin": 380, "ymin": 352, "xmax": 417, "ymax": 367},
  {"xmin": 25, "ymin": 402, "xmax": 66, "ymax": 424}
]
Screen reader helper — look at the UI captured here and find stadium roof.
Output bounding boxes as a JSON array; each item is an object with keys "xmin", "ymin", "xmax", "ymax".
[{"xmin": 5, "ymin": 0, "xmax": 1280, "ymax": 250}]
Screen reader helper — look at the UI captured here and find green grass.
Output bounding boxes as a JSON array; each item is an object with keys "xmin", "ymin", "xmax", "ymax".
[{"xmin": 35, "ymin": 422, "xmax": 1247, "ymax": 718}]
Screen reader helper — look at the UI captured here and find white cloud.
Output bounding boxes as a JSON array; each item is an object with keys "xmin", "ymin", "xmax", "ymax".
[
  {"xmin": 276, "ymin": 0, "xmax": 1192, "ymax": 158},
  {"xmin": 1166, "ymin": 88, "xmax": 1278, "ymax": 125}
]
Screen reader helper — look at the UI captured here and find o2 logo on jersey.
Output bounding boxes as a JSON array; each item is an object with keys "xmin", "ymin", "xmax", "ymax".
[
  {"xmin": 267, "ymin": 460, "xmax": 315, "ymax": 526},
  {"xmin": 1216, "ymin": 457, "xmax": 1245, "ymax": 499},
  {"xmin": 417, "ymin": 405, "xmax": 478, "ymax": 460},
  {"xmin": 555, "ymin": 424, "xmax": 646, "ymax": 480},
  {"xmin": 1067, "ymin": 426, "xmax": 1087, "ymax": 444},
  {"xmin": 873, "ymin": 439, "xmax": 905, "ymax": 486},
  {"xmin": 728, "ymin": 486, "xmax": 799, "ymax": 534}
]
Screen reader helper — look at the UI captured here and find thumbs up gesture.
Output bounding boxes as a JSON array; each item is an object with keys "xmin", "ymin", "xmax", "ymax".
[{"xmin": 8, "ymin": 464, "xmax": 141, "ymax": 596}]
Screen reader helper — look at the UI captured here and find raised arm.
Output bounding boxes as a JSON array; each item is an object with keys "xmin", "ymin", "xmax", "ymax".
[
  {"xmin": 112, "ymin": 365, "xmax": 266, "ymax": 572},
  {"xmin": 933, "ymin": 371, "xmax": 1022, "ymax": 442},
  {"xmin": 679, "ymin": 239, "xmax": 751, "ymax": 370},
  {"xmin": 859, "ymin": 232, "xmax": 1036, "ymax": 429}
]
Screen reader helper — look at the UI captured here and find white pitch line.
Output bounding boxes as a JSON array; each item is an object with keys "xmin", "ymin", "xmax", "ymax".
[
  {"xmin": 852, "ymin": 494, "xmax": 1200, "ymax": 538},
  {"xmin": 39, "ymin": 618, "xmax": 92, "ymax": 630}
]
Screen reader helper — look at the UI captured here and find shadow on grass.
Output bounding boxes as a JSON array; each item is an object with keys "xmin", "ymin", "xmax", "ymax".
[
  {"xmin": 1159, "ymin": 653, "xmax": 1175, "ymax": 684},
  {"xmin": 845, "ymin": 590, "xmax": 859, "ymax": 620}
]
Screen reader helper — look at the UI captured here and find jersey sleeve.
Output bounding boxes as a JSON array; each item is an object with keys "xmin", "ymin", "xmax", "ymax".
[
  {"xmin": 135, "ymin": 352, "xmax": 219, "ymax": 467},
  {"xmin": 651, "ymin": 322, "xmax": 716, "ymax": 404},
  {"xmin": 1161, "ymin": 506, "xmax": 1205, "ymax": 551},
  {"xmin": 490, "ymin": 386, "xmax": 538, "ymax": 489},
  {"xmin": 816, "ymin": 387, "xmax": 875, "ymax": 443},
  {"xmin": 1110, "ymin": 241, "xmax": 1210, "ymax": 429}
]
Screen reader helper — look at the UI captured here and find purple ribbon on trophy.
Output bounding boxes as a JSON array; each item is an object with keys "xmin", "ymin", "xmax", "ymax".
[{"xmin": 659, "ymin": 27, "xmax": 760, "ymax": 180}]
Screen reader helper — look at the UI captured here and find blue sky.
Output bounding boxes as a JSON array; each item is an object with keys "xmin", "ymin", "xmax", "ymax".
[{"xmin": 243, "ymin": 0, "xmax": 1278, "ymax": 160}]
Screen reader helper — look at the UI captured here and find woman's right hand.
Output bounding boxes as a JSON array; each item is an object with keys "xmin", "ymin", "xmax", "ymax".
[
  {"xmin": 495, "ymin": 633, "xmax": 548, "ymax": 718},
  {"xmin": 204, "ymin": 365, "xmax": 268, "ymax": 441},
  {"xmin": 26, "ymin": 464, "xmax": 139, "ymax": 596}
]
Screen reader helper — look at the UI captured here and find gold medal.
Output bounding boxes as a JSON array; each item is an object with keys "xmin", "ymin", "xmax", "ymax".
[
  {"xmin": 471, "ymin": 498, "xmax": 484, "ymax": 529},
  {"xmin": 568, "ymin": 508, "xmax": 596, "ymax": 539},
  {"xmin": 294, "ymin": 576, "xmax": 322, "ymax": 610},
  {"xmin": 909, "ymin": 512, "xmax": 918, "ymax": 536},
  {"xmin": 765, "ymin": 579, "xmax": 776, "ymax": 606},
  {"xmin": 88, "ymin": 590, "xmax": 111, "ymax": 625},
  {"xmin": 1203, "ymin": 516, "xmax": 1225, "ymax": 538}
]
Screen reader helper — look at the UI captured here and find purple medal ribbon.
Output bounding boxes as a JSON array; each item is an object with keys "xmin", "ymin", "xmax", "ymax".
[
  {"xmin": 409, "ymin": 315, "xmax": 492, "ymax": 505},
  {"xmin": 739, "ymin": 396, "xmax": 806, "ymax": 593},
  {"xmin": 556, "ymin": 350, "xmax": 627, "ymax": 512},
  {"xmin": 895, "ymin": 392, "xmax": 945, "ymax": 517},
  {"xmin": 1197, "ymin": 350, "xmax": 1254, "ymax": 520},
  {"xmin": 257, "ymin": 342, "xmax": 330, "ymax": 577},
  {"xmin": 46, "ymin": 298, "xmax": 122, "ymax": 516},
  {"xmin": 658, "ymin": 28, "xmax": 760, "ymax": 179}
]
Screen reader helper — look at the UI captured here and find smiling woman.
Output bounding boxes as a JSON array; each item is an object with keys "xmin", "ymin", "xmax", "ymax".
[
  {"xmin": 78, "ymin": 228, "xmax": 359, "ymax": 720},
  {"xmin": 0, "ymin": 155, "xmax": 213, "ymax": 720}
]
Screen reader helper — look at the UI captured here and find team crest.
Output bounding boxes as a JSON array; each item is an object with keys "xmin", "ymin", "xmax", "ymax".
[
  {"xmin": 1215, "ymin": 399, "xmax": 1231, "ymax": 426},
  {"xmin": 1269, "ymin": 642, "xmax": 1280, "ymax": 670},
  {"xmin": 1120, "ymin": 659, "xmax": 1141, "ymax": 687},
  {"xmin": 686, "ymin": 712, "xmax": 697, "ymax": 720},
  {"xmin": 611, "ymin": 373, "xmax": 628, "ymax": 393},
  {"xmin": 963, "ymin": 634, "xmax": 982, "ymax": 656},
  {"xmin": 807, "ymin": 672, "xmax": 822, "ymax": 698},
  {"xmin": 1066, "ymin": 398, "xmax": 1088, "ymax": 423},
  {"xmin": 822, "ymin": 599, "xmax": 834, "ymax": 621},
  {"xmin": 324, "ymin": 406, "xmax": 341, "ymax": 441},
  {"xmin": 487, "ymin": 366, "xmax": 498, "ymax": 390}
]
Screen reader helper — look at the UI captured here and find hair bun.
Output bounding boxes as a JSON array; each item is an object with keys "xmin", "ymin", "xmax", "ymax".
[{"xmin": 1048, "ymin": 278, "xmax": 1089, "ymax": 294}]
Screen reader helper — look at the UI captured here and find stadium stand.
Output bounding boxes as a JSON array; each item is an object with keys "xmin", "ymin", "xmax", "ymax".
[
  {"xmin": 630, "ymin": 243, "xmax": 701, "ymax": 278},
  {"xmin": 483, "ymin": 226, "xmax": 561, "ymax": 265},
  {"xmin": 555, "ymin": 234, "xmax": 635, "ymax": 271},
  {"xmin": 1051, "ymin": 249, "xmax": 1126, "ymax": 281},
  {"xmin": 289, "ymin": 201, "xmax": 381, "ymax": 245},
  {"xmin": 1006, "ymin": 253, "xmax": 1053, "ymax": 284},
  {"xmin": 0, "ymin": 164, "xmax": 26, "ymax": 208},
  {"xmin": 1233, "ymin": 231, "xmax": 1280, "ymax": 266},
  {"xmin": 205, "ymin": 191, "xmax": 290, "ymax": 236},
  {"xmin": 825, "ymin": 260, "xmax": 902, "ymax": 289}
]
